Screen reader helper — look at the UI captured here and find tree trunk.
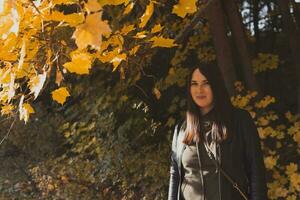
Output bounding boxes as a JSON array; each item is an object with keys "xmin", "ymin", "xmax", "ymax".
[
  {"xmin": 291, "ymin": 0, "xmax": 300, "ymax": 30},
  {"xmin": 278, "ymin": 0, "xmax": 300, "ymax": 113},
  {"xmin": 205, "ymin": 0, "xmax": 237, "ymax": 96},
  {"xmin": 222, "ymin": 0, "xmax": 262, "ymax": 96},
  {"xmin": 253, "ymin": 0, "xmax": 260, "ymax": 53}
]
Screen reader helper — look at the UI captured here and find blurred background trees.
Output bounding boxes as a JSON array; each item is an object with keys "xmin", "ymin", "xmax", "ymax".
[{"xmin": 0, "ymin": 0, "xmax": 299, "ymax": 199}]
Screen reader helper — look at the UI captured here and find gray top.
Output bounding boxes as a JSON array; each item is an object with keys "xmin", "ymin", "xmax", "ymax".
[{"xmin": 180, "ymin": 109, "xmax": 220, "ymax": 200}]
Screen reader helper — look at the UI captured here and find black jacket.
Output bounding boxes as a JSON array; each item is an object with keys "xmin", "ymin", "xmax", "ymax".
[{"xmin": 168, "ymin": 108, "xmax": 268, "ymax": 200}]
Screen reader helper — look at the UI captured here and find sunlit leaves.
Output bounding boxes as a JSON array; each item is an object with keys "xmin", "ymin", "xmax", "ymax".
[
  {"xmin": 1, "ymin": 104, "xmax": 14, "ymax": 115},
  {"xmin": 172, "ymin": 0, "xmax": 197, "ymax": 18},
  {"xmin": 52, "ymin": 0, "xmax": 77, "ymax": 5},
  {"xmin": 134, "ymin": 31, "xmax": 147, "ymax": 39},
  {"xmin": 252, "ymin": 53, "xmax": 279, "ymax": 74},
  {"xmin": 63, "ymin": 51, "xmax": 93, "ymax": 75},
  {"xmin": 0, "ymin": 17, "xmax": 13, "ymax": 36},
  {"xmin": 152, "ymin": 88, "xmax": 161, "ymax": 99},
  {"xmin": 139, "ymin": 1, "xmax": 154, "ymax": 28},
  {"xmin": 151, "ymin": 24, "xmax": 163, "ymax": 34},
  {"xmin": 0, "ymin": 0, "xmax": 189, "ymax": 122},
  {"xmin": 17, "ymin": 39, "xmax": 26, "ymax": 69},
  {"xmin": 28, "ymin": 72, "xmax": 47, "ymax": 100},
  {"xmin": 149, "ymin": 36, "xmax": 178, "ymax": 48},
  {"xmin": 123, "ymin": 2, "xmax": 135, "ymax": 15},
  {"xmin": 51, "ymin": 87, "xmax": 70, "ymax": 105},
  {"xmin": 98, "ymin": 0, "xmax": 129, "ymax": 6},
  {"xmin": 72, "ymin": 12, "xmax": 112, "ymax": 49},
  {"xmin": 19, "ymin": 96, "xmax": 35, "ymax": 123},
  {"xmin": 84, "ymin": 0, "xmax": 102, "ymax": 13},
  {"xmin": 0, "ymin": 33, "xmax": 18, "ymax": 61},
  {"xmin": 129, "ymin": 45, "xmax": 140, "ymax": 56},
  {"xmin": 44, "ymin": 11, "xmax": 85, "ymax": 27},
  {"xmin": 120, "ymin": 24, "xmax": 135, "ymax": 35},
  {"xmin": 255, "ymin": 96, "xmax": 276, "ymax": 108},
  {"xmin": 264, "ymin": 155, "xmax": 278, "ymax": 170},
  {"xmin": 111, "ymin": 53, "xmax": 127, "ymax": 71}
]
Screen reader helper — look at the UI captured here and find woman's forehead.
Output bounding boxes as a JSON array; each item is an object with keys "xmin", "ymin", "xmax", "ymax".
[{"xmin": 191, "ymin": 68, "xmax": 207, "ymax": 81}]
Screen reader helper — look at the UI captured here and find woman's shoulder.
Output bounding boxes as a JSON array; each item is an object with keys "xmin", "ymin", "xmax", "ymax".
[
  {"xmin": 232, "ymin": 107, "xmax": 255, "ymax": 127},
  {"xmin": 232, "ymin": 107, "xmax": 252, "ymax": 119},
  {"xmin": 176, "ymin": 118, "xmax": 186, "ymax": 131}
]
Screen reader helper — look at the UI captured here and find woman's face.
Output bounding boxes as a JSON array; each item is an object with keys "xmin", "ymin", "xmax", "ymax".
[{"xmin": 190, "ymin": 68, "xmax": 214, "ymax": 115}]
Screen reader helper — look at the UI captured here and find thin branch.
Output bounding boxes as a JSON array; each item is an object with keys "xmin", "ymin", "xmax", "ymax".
[
  {"xmin": 133, "ymin": 83, "xmax": 151, "ymax": 100},
  {"xmin": 29, "ymin": 0, "xmax": 41, "ymax": 14},
  {"xmin": 0, "ymin": 114, "xmax": 17, "ymax": 146},
  {"xmin": 175, "ymin": 0, "xmax": 217, "ymax": 44}
]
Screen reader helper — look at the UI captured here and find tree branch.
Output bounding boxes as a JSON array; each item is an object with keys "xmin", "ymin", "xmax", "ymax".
[{"xmin": 175, "ymin": 0, "xmax": 217, "ymax": 44}]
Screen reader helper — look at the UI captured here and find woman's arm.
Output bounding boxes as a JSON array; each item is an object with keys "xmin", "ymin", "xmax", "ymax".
[
  {"xmin": 168, "ymin": 124, "xmax": 180, "ymax": 200},
  {"xmin": 241, "ymin": 110, "xmax": 268, "ymax": 200}
]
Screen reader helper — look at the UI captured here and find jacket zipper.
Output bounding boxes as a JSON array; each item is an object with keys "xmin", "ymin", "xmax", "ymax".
[
  {"xmin": 177, "ymin": 144, "xmax": 186, "ymax": 200},
  {"xmin": 218, "ymin": 143, "xmax": 222, "ymax": 200},
  {"xmin": 196, "ymin": 142, "xmax": 205, "ymax": 200}
]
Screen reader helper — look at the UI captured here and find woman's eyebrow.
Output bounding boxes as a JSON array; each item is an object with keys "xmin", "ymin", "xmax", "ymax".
[{"xmin": 191, "ymin": 80, "xmax": 208, "ymax": 83}]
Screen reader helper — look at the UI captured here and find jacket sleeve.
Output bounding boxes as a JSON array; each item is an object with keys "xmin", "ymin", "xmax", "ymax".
[
  {"xmin": 241, "ymin": 110, "xmax": 268, "ymax": 200},
  {"xmin": 168, "ymin": 124, "xmax": 180, "ymax": 200}
]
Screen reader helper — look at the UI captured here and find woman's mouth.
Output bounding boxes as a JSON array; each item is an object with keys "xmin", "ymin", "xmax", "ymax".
[{"xmin": 196, "ymin": 96, "xmax": 206, "ymax": 100}]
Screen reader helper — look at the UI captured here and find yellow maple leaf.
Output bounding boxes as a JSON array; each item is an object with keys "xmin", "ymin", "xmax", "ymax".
[
  {"xmin": 19, "ymin": 96, "xmax": 35, "ymax": 123},
  {"xmin": 63, "ymin": 51, "xmax": 93, "ymax": 75},
  {"xmin": 149, "ymin": 36, "xmax": 178, "ymax": 48},
  {"xmin": 0, "ymin": 33, "xmax": 18, "ymax": 61},
  {"xmin": 293, "ymin": 132, "xmax": 300, "ymax": 145},
  {"xmin": 111, "ymin": 53, "xmax": 127, "ymax": 71},
  {"xmin": 139, "ymin": 1, "xmax": 154, "ymax": 28},
  {"xmin": 134, "ymin": 31, "xmax": 147, "ymax": 39},
  {"xmin": 0, "ymin": 17, "xmax": 14, "ymax": 36},
  {"xmin": 45, "ymin": 11, "xmax": 84, "ymax": 27},
  {"xmin": 264, "ymin": 155, "xmax": 278, "ymax": 170},
  {"xmin": 152, "ymin": 87, "xmax": 161, "ymax": 99},
  {"xmin": 172, "ymin": 0, "xmax": 197, "ymax": 18},
  {"xmin": 98, "ymin": 0, "xmax": 129, "ymax": 6},
  {"xmin": 51, "ymin": 87, "xmax": 70, "ymax": 105},
  {"xmin": 17, "ymin": 39, "xmax": 26, "ymax": 69},
  {"xmin": 151, "ymin": 24, "xmax": 163, "ymax": 34},
  {"xmin": 0, "ymin": 0, "xmax": 14, "ymax": 16},
  {"xmin": 124, "ymin": 2, "xmax": 134, "ymax": 15},
  {"xmin": 16, "ymin": 63, "xmax": 33, "ymax": 79},
  {"xmin": 52, "ymin": 0, "xmax": 77, "ymax": 5},
  {"xmin": 120, "ymin": 24, "xmax": 135, "ymax": 35},
  {"xmin": 28, "ymin": 71, "xmax": 47, "ymax": 100},
  {"xmin": 72, "ymin": 12, "xmax": 111, "ymax": 49},
  {"xmin": 7, "ymin": 73, "xmax": 16, "ymax": 102},
  {"xmin": 0, "ymin": 65, "xmax": 12, "ymax": 84},
  {"xmin": 1, "ymin": 104, "xmax": 14, "ymax": 115},
  {"xmin": 55, "ymin": 68, "xmax": 63, "ymax": 86},
  {"xmin": 286, "ymin": 163, "xmax": 298, "ymax": 176},
  {"xmin": 98, "ymin": 48, "xmax": 119, "ymax": 63},
  {"xmin": 85, "ymin": 0, "xmax": 102, "ymax": 13},
  {"xmin": 129, "ymin": 45, "xmax": 140, "ymax": 56}
]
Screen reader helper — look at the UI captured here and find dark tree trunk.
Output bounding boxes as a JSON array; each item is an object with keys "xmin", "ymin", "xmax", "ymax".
[
  {"xmin": 222, "ymin": 0, "xmax": 262, "ymax": 96},
  {"xmin": 205, "ymin": 0, "xmax": 237, "ymax": 96},
  {"xmin": 278, "ymin": 0, "xmax": 300, "ymax": 113},
  {"xmin": 253, "ymin": 0, "xmax": 260, "ymax": 53},
  {"xmin": 291, "ymin": 0, "xmax": 300, "ymax": 30}
]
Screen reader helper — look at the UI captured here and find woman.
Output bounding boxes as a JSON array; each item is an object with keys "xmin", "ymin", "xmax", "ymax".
[{"xmin": 168, "ymin": 62, "xmax": 267, "ymax": 200}]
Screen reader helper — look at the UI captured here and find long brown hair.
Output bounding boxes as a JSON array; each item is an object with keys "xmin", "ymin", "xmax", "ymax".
[{"xmin": 182, "ymin": 62, "xmax": 234, "ymax": 144}]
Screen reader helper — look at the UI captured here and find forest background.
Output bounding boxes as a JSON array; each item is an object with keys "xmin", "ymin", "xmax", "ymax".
[{"xmin": 0, "ymin": 0, "xmax": 299, "ymax": 199}]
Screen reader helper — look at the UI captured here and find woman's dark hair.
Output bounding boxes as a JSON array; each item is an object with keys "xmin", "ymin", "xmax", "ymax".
[{"xmin": 183, "ymin": 60, "xmax": 235, "ymax": 144}]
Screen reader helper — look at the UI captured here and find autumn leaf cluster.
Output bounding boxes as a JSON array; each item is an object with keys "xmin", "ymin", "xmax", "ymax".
[{"xmin": 0, "ymin": 0, "xmax": 197, "ymax": 122}]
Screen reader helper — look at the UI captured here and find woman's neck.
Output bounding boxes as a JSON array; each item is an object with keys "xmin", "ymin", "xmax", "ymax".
[{"xmin": 200, "ymin": 105, "xmax": 214, "ymax": 116}]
